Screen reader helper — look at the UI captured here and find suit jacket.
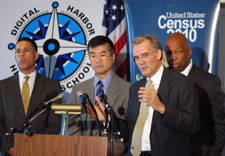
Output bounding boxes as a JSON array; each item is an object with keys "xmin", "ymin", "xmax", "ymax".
[
  {"xmin": 188, "ymin": 64, "xmax": 225, "ymax": 156},
  {"xmin": 0, "ymin": 73, "xmax": 62, "ymax": 155},
  {"xmin": 127, "ymin": 68, "xmax": 199, "ymax": 156},
  {"xmin": 68, "ymin": 73, "xmax": 131, "ymax": 138}
]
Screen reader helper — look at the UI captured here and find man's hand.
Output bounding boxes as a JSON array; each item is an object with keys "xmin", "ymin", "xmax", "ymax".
[
  {"xmin": 87, "ymin": 96, "xmax": 106, "ymax": 121},
  {"xmin": 138, "ymin": 85, "xmax": 166, "ymax": 114}
]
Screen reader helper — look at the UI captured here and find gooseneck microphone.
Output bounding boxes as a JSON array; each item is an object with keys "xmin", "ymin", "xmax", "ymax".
[
  {"xmin": 23, "ymin": 92, "xmax": 65, "ymax": 132},
  {"xmin": 6, "ymin": 92, "xmax": 65, "ymax": 156},
  {"xmin": 44, "ymin": 93, "xmax": 64, "ymax": 105},
  {"xmin": 76, "ymin": 91, "xmax": 102, "ymax": 136}
]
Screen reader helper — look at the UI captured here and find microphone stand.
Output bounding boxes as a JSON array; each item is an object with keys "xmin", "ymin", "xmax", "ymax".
[
  {"xmin": 81, "ymin": 96, "xmax": 88, "ymax": 135},
  {"xmin": 23, "ymin": 104, "xmax": 51, "ymax": 136},
  {"xmin": 5, "ymin": 102, "xmax": 53, "ymax": 156},
  {"xmin": 100, "ymin": 94, "xmax": 114, "ymax": 156}
]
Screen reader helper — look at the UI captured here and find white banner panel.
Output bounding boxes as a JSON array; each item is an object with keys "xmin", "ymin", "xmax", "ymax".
[{"xmin": 0, "ymin": 0, "xmax": 105, "ymax": 101}]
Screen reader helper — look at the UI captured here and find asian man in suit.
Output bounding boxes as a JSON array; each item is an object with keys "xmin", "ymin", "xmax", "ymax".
[
  {"xmin": 0, "ymin": 38, "xmax": 62, "ymax": 156},
  {"xmin": 68, "ymin": 35, "xmax": 131, "ymax": 155}
]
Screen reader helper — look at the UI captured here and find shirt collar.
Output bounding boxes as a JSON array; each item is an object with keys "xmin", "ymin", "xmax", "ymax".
[
  {"xmin": 147, "ymin": 65, "xmax": 164, "ymax": 90},
  {"xmin": 94, "ymin": 72, "xmax": 114, "ymax": 90},
  {"xmin": 19, "ymin": 70, "xmax": 37, "ymax": 82},
  {"xmin": 181, "ymin": 59, "xmax": 193, "ymax": 76}
]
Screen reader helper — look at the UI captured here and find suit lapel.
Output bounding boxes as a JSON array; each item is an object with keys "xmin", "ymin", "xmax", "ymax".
[
  {"xmin": 11, "ymin": 74, "xmax": 26, "ymax": 118},
  {"xmin": 133, "ymin": 78, "xmax": 147, "ymax": 122},
  {"xmin": 106, "ymin": 74, "xmax": 120, "ymax": 107},
  {"xmin": 12, "ymin": 74, "xmax": 23, "ymax": 104},
  {"xmin": 188, "ymin": 64, "xmax": 198, "ymax": 81},
  {"xmin": 88, "ymin": 78, "xmax": 95, "ymax": 103},
  {"xmin": 27, "ymin": 74, "xmax": 44, "ymax": 115},
  {"xmin": 151, "ymin": 68, "xmax": 171, "ymax": 130}
]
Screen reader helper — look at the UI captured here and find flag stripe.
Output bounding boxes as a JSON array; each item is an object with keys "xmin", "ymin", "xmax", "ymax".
[
  {"xmin": 115, "ymin": 44, "xmax": 127, "ymax": 69},
  {"xmin": 114, "ymin": 30, "xmax": 127, "ymax": 56},
  {"xmin": 108, "ymin": 17, "xmax": 127, "ymax": 42}
]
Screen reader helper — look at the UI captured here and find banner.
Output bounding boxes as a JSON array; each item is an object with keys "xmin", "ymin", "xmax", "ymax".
[
  {"xmin": 0, "ymin": 0, "xmax": 105, "ymax": 102},
  {"xmin": 126, "ymin": 0, "xmax": 220, "ymax": 83}
]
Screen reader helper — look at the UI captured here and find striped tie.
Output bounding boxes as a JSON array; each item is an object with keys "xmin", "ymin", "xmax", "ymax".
[
  {"xmin": 22, "ymin": 76, "xmax": 30, "ymax": 114},
  {"xmin": 95, "ymin": 81, "xmax": 104, "ymax": 105},
  {"xmin": 131, "ymin": 79, "xmax": 153, "ymax": 156}
]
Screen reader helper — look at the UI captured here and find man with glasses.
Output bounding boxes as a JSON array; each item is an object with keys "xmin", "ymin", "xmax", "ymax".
[
  {"xmin": 127, "ymin": 34, "xmax": 199, "ymax": 156},
  {"xmin": 68, "ymin": 35, "xmax": 131, "ymax": 155},
  {"xmin": 0, "ymin": 38, "xmax": 62, "ymax": 156}
]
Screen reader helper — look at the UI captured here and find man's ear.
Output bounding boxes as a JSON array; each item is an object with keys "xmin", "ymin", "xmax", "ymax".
[
  {"xmin": 35, "ymin": 52, "xmax": 39, "ymax": 61},
  {"xmin": 157, "ymin": 49, "xmax": 163, "ymax": 61},
  {"xmin": 112, "ymin": 53, "xmax": 116, "ymax": 63}
]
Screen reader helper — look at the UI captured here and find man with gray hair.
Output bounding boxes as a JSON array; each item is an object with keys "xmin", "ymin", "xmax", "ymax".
[{"xmin": 127, "ymin": 34, "xmax": 199, "ymax": 156}]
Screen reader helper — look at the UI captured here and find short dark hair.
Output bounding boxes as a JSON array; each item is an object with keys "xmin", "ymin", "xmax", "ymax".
[
  {"xmin": 87, "ymin": 35, "xmax": 115, "ymax": 55},
  {"xmin": 17, "ymin": 37, "xmax": 38, "ymax": 52}
]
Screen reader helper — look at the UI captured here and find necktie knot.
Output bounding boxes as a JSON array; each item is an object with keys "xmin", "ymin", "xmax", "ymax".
[
  {"xmin": 24, "ymin": 76, "xmax": 30, "ymax": 81},
  {"xmin": 146, "ymin": 79, "xmax": 153, "ymax": 88},
  {"xmin": 97, "ymin": 80, "xmax": 104, "ymax": 88}
]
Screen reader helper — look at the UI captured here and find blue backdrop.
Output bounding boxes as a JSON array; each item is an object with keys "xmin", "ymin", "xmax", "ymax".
[{"xmin": 126, "ymin": 0, "xmax": 220, "ymax": 83}]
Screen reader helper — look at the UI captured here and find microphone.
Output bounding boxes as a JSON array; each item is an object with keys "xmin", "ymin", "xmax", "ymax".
[
  {"xmin": 118, "ymin": 107, "xmax": 125, "ymax": 116},
  {"xmin": 99, "ymin": 94, "xmax": 112, "ymax": 112},
  {"xmin": 44, "ymin": 93, "xmax": 64, "ymax": 105},
  {"xmin": 76, "ymin": 91, "xmax": 87, "ymax": 112},
  {"xmin": 77, "ymin": 91, "xmax": 102, "ymax": 136}
]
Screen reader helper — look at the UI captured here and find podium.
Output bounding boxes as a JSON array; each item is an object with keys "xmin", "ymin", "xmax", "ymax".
[{"xmin": 14, "ymin": 134, "xmax": 108, "ymax": 156}]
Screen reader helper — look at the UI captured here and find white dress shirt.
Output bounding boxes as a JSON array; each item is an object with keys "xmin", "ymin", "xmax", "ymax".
[
  {"xmin": 181, "ymin": 59, "xmax": 193, "ymax": 76},
  {"xmin": 141, "ymin": 65, "xmax": 164, "ymax": 151},
  {"xmin": 19, "ymin": 71, "xmax": 36, "ymax": 96}
]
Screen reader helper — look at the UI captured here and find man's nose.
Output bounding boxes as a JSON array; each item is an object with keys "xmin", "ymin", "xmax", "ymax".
[{"xmin": 171, "ymin": 52, "xmax": 178, "ymax": 60}]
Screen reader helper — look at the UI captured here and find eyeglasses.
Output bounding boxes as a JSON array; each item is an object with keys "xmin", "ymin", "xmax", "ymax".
[{"xmin": 133, "ymin": 52, "xmax": 155, "ymax": 63}]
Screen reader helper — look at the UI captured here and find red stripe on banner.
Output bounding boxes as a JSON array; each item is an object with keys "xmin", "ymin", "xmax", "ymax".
[
  {"xmin": 114, "ymin": 30, "xmax": 127, "ymax": 56},
  {"xmin": 116, "ymin": 59, "xmax": 128, "ymax": 78}
]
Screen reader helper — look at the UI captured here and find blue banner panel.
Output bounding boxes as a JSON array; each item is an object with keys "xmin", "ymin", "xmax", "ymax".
[{"xmin": 126, "ymin": 0, "xmax": 220, "ymax": 82}]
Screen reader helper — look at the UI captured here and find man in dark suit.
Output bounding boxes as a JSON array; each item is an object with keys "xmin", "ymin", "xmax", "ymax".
[
  {"xmin": 0, "ymin": 38, "xmax": 62, "ymax": 156},
  {"xmin": 68, "ymin": 35, "xmax": 131, "ymax": 155},
  {"xmin": 127, "ymin": 34, "xmax": 199, "ymax": 156},
  {"xmin": 166, "ymin": 32, "xmax": 225, "ymax": 156}
]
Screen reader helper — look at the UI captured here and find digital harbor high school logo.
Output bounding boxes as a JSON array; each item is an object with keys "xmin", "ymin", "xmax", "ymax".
[{"xmin": 8, "ymin": 1, "xmax": 96, "ymax": 91}]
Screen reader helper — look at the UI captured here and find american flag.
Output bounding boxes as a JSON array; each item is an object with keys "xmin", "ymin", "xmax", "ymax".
[{"xmin": 102, "ymin": 0, "xmax": 129, "ymax": 79}]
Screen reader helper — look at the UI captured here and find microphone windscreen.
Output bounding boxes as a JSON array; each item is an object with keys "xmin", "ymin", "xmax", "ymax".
[
  {"xmin": 76, "ymin": 91, "xmax": 87, "ymax": 107},
  {"xmin": 118, "ymin": 107, "xmax": 125, "ymax": 116},
  {"xmin": 76, "ymin": 90, "xmax": 84, "ymax": 97},
  {"xmin": 57, "ymin": 93, "xmax": 64, "ymax": 99}
]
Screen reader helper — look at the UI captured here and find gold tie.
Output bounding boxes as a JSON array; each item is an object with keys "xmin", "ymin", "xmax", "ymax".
[
  {"xmin": 131, "ymin": 79, "xmax": 153, "ymax": 156},
  {"xmin": 22, "ymin": 76, "xmax": 30, "ymax": 114}
]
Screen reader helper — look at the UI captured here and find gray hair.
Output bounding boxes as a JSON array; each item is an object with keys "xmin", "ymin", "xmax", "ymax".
[{"xmin": 132, "ymin": 34, "xmax": 162, "ymax": 52}]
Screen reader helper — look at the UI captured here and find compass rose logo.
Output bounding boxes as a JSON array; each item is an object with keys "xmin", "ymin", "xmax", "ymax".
[{"xmin": 8, "ymin": 1, "xmax": 95, "ymax": 91}]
